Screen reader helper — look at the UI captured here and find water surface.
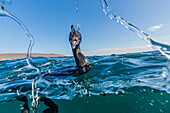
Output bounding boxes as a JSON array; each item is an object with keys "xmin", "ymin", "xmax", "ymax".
[{"xmin": 0, "ymin": 51, "xmax": 170, "ymax": 112}]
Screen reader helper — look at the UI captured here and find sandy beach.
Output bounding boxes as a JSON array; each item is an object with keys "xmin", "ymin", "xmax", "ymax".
[{"xmin": 0, "ymin": 53, "xmax": 65, "ymax": 61}]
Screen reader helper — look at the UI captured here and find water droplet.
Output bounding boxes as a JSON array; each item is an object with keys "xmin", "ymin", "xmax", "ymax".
[
  {"xmin": 162, "ymin": 48, "xmax": 167, "ymax": 51},
  {"xmin": 149, "ymin": 103, "xmax": 153, "ymax": 106},
  {"xmin": 151, "ymin": 100, "xmax": 154, "ymax": 102},
  {"xmin": 107, "ymin": 71, "xmax": 110, "ymax": 73},
  {"xmin": 159, "ymin": 109, "xmax": 163, "ymax": 113},
  {"xmin": 8, "ymin": 89, "xmax": 12, "ymax": 91}
]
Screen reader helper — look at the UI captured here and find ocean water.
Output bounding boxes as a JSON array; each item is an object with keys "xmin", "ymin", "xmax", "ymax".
[
  {"xmin": 1, "ymin": 0, "xmax": 170, "ymax": 112},
  {"xmin": 0, "ymin": 51, "xmax": 170, "ymax": 113}
]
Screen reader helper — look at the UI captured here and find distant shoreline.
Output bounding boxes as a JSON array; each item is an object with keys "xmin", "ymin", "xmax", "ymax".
[
  {"xmin": 83, "ymin": 46, "xmax": 155, "ymax": 56},
  {"xmin": 0, "ymin": 46, "xmax": 156, "ymax": 61},
  {"xmin": 0, "ymin": 53, "xmax": 65, "ymax": 61}
]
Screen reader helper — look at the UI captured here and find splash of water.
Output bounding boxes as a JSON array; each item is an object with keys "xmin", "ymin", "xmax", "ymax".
[
  {"xmin": 0, "ymin": 0, "xmax": 12, "ymax": 5},
  {"xmin": 0, "ymin": 4, "xmax": 41, "ymax": 111},
  {"xmin": 76, "ymin": 24, "xmax": 80, "ymax": 31},
  {"xmin": 0, "ymin": 5, "xmax": 40, "ymax": 75},
  {"xmin": 75, "ymin": 0, "xmax": 79, "ymax": 12},
  {"xmin": 99, "ymin": 0, "xmax": 170, "ymax": 59},
  {"xmin": 99, "ymin": 0, "xmax": 170, "ymax": 91}
]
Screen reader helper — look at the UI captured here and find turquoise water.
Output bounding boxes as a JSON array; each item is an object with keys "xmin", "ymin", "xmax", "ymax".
[{"xmin": 1, "ymin": 51, "xmax": 170, "ymax": 112}]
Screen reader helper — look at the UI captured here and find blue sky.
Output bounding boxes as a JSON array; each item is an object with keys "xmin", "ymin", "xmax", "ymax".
[{"xmin": 0, "ymin": 0, "xmax": 170, "ymax": 55}]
